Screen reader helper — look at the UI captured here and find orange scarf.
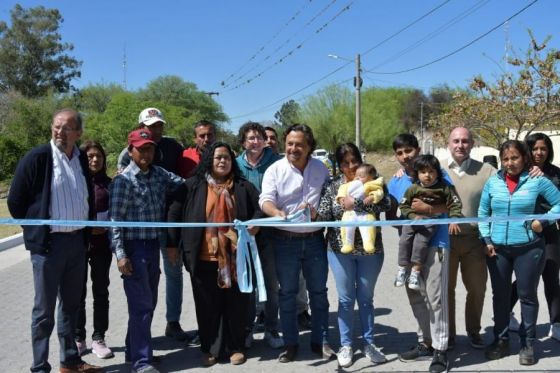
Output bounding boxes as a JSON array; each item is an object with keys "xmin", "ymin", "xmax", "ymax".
[{"xmin": 205, "ymin": 174, "xmax": 237, "ymax": 288}]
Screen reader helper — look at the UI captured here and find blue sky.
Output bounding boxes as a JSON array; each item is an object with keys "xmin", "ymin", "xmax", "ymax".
[{"xmin": 1, "ymin": 1, "xmax": 557, "ymax": 132}]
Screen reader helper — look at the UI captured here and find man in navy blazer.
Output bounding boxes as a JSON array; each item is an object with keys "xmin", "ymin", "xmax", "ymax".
[{"xmin": 8, "ymin": 109, "xmax": 101, "ymax": 373}]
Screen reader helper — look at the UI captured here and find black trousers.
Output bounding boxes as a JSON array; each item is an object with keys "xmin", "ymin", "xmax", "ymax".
[
  {"xmin": 191, "ymin": 260, "xmax": 250, "ymax": 357},
  {"xmin": 75, "ymin": 233, "xmax": 112, "ymax": 341},
  {"xmin": 510, "ymin": 241, "xmax": 560, "ymax": 325}
]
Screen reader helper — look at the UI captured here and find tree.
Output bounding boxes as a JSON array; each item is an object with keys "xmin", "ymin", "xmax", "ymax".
[
  {"xmin": 299, "ymin": 85, "xmax": 354, "ymax": 153},
  {"xmin": 0, "ymin": 4, "xmax": 81, "ymax": 97},
  {"xmin": 360, "ymin": 87, "xmax": 410, "ymax": 151},
  {"xmin": 274, "ymin": 99, "xmax": 301, "ymax": 128},
  {"xmin": 430, "ymin": 32, "xmax": 560, "ymax": 148},
  {"xmin": 137, "ymin": 75, "xmax": 228, "ymax": 145},
  {"xmin": 0, "ymin": 91, "xmax": 59, "ymax": 179}
]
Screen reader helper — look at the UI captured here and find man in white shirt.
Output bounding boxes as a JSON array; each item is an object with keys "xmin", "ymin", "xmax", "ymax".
[
  {"xmin": 8, "ymin": 109, "xmax": 102, "ymax": 373},
  {"xmin": 259, "ymin": 124, "xmax": 333, "ymax": 363}
]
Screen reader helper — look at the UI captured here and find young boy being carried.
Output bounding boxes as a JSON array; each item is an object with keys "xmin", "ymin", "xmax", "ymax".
[{"xmin": 395, "ymin": 155, "xmax": 462, "ymax": 290}]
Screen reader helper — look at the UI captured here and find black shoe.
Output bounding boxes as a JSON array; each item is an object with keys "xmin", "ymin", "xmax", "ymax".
[
  {"xmin": 447, "ymin": 338, "xmax": 455, "ymax": 351},
  {"xmin": 399, "ymin": 343, "xmax": 434, "ymax": 362},
  {"xmin": 185, "ymin": 330, "xmax": 200, "ymax": 346},
  {"xmin": 429, "ymin": 350, "xmax": 449, "ymax": 373},
  {"xmin": 255, "ymin": 310, "xmax": 266, "ymax": 332},
  {"xmin": 485, "ymin": 339, "xmax": 510, "ymax": 360},
  {"xmin": 278, "ymin": 345, "xmax": 298, "ymax": 363},
  {"xmin": 297, "ymin": 311, "xmax": 312, "ymax": 330},
  {"xmin": 165, "ymin": 321, "xmax": 188, "ymax": 341},
  {"xmin": 310, "ymin": 342, "xmax": 336, "ymax": 360},
  {"xmin": 469, "ymin": 333, "xmax": 485, "ymax": 349},
  {"xmin": 519, "ymin": 345, "xmax": 535, "ymax": 365}
]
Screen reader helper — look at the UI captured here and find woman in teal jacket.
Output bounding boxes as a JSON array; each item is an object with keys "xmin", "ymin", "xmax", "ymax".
[{"xmin": 478, "ymin": 140, "xmax": 560, "ymax": 366}]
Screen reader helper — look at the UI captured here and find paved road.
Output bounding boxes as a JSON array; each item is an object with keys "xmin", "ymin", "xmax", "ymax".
[{"xmin": 1, "ymin": 227, "xmax": 559, "ymax": 372}]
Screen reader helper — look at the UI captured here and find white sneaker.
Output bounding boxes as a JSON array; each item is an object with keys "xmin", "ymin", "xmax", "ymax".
[
  {"xmin": 549, "ymin": 322, "xmax": 560, "ymax": 341},
  {"xmin": 509, "ymin": 312, "xmax": 520, "ymax": 332},
  {"xmin": 407, "ymin": 270, "xmax": 421, "ymax": 290},
  {"xmin": 264, "ymin": 330, "xmax": 284, "ymax": 349},
  {"xmin": 92, "ymin": 339, "xmax": 114, "ymax": 359},
  {"xmin": 337, "ymin": 345, "xmax": 353, "ymax": 368},
  {"xmin": 394, "ymin": 267, "xmax": 408, "ymax": 287},
  {"xmin": 364, "ymin": 343, "xmax": 387, "ymax": 364}
]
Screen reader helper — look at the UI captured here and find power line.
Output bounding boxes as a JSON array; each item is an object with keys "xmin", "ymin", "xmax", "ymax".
[
  {"xmin": 370, "ymin": 0, "xmax": 491, "ymax": 70},
  {"xmin": 220, "ymin": 0, "xmax": 313, "ymax": 87},
  {"xmin": 364, "ymin": 0, "xmax": 539, "ymax": 75},
  {"xmin": 228, "ymin": 64, "xmax": 351, "ymax": 120},
  {"xmin": 223, "ymin": 1, "xmax": 353, "ymax": 93},
  {"xmin": 360, "ymin": 0, "xmax": 452, "ymax": 57},
  {"xmin": 228, "ymin": 1, "xmax": 455, "ymax": 119},
  {"xmin": 228, "ymin": 1, "xmax": 453, "ymax": 119},
  {"xmin": 223, "ymin": 0, "xmax": 339, "ymax": 89}
]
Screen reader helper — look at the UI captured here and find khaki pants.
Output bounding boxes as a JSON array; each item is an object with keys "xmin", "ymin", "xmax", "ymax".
[{"xmin": 448, "ymin": 234, "xmax": 488, "ymax": 340}]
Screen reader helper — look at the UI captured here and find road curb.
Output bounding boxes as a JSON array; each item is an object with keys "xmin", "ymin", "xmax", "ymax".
[{"xmin": 0, "ymin": 233, "xmax": 23, "ymax": 252}]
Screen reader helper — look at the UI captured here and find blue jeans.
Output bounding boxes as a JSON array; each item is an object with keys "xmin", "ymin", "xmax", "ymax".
[
  {"xmin": 328, "ymin": 250, "xmax": 384, "ymax": 346},
  {"xmin": 487, "ymin": 239, "xmax": 545, "ymax": 345},
  {"xmin": 274, "ymin": 233, "xmax": 329, "ymax": 346},
  {"xmin": 30, "ymin": 232, "xmax": 86, "ymax": 373},
  {"xmin": 123, "ymin": 239, "xmax": 160, "ymax": 372},
  {"xmin": 160, "ymin": 234, "xmax": 183, "ymax": 323}
]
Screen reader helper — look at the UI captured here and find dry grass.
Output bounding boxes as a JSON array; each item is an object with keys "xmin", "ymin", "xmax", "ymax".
[
  {"xmin": 364, "ymin": 151, "xmax": 400, "ymax": 181},
  {"xmin": 0, "ymin": 198, "xmax": 21, "ymax": 239}
]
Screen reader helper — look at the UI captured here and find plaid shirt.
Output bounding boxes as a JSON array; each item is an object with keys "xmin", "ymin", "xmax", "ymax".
[{"xmin": 109, "ymin": 161, "xmax": 184, "ymax": 260}]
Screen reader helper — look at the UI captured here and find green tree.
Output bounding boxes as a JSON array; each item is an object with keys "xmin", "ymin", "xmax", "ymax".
[
  {"xmin": 0, "ymin": 91, "xmax": 59, "ymax": 179},
  {"xmin": 299, "ymin": 85, "xmax": 353, "ymax": 153},
  {"xmin": 0, "ymin": 4, "xmax": 81, "ymax": 97},
  {"xmin": 360, "ymin": 87, "xmax": 411, "ymax": 151},
  {"xmin": 274, "ymin": 99, "xmax": 301, "ymax": 129},
  {"xmin": 66, "ymin": 83, "xmax": 126, "ymax": 113},
  {"xmin": 138, "ymin": 75, "xmax": 228, "ymax": 145},
  {"xmin": 430, "ymin": 32, "xmax": 560, "ymax": 148}
]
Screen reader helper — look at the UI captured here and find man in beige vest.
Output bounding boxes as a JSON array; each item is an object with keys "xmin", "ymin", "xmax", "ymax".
[{"xmin": 442, "ymin": 127, "xmax": 496, "ymax": 350}]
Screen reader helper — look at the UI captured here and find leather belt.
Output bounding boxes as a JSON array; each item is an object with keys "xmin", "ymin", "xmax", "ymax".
[
  {"xmin": 51, "ymin": 229, "xmax": 84, "ymax": 236},
  {"xmin": 273, "ymin": 229, "xmax": 324, "ymax": 239}
]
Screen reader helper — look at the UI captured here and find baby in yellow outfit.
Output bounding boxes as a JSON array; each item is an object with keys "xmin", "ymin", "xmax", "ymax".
[{"xmin": 336, "ymin": 163, "xmax": 384, "ymax": 254}]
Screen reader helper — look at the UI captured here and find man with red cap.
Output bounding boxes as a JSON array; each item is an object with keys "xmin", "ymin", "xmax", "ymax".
[{"xmin": 110, "ymin": 128, "xmax": 184, "ymax": 373}]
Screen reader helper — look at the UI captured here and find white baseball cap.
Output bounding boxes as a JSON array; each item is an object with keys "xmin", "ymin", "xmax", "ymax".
[{"xmin": 138, "ymin": 107, "xmax": 166, "ymax": 126}]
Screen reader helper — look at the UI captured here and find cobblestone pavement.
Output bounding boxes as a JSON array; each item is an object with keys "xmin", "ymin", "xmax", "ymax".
[{"xmin": 1, "ymin": 227, "xmax": 559, "ymax": 372}]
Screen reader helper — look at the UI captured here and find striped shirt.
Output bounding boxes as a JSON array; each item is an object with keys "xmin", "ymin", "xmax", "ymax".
[
  {"xmin": 49, "ymin": 140, "xmax": 88, "ymax": 232},
  {"xmin": 109, "ymin": 161, "xmax": 184, "ymax": 260}
]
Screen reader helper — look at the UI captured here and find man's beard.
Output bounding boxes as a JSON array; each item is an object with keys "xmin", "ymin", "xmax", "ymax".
[{"xmin": 55, "ymin": 139, "xmax": 67, "ymax": 152}]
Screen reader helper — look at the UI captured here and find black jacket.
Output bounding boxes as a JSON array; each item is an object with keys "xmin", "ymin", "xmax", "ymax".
[
  {"xmin": 7, "ymin": 143, "xmax": 95, "ymax": 254},
  {"xmin": 167, "ymin": 176, "xmax": 263, "ymax": 273}
]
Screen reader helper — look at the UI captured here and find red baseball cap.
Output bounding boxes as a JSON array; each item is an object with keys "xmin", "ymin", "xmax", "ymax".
[{"xmin": 128, "ymin": 129, "xmax": 156, "ymax": 148}]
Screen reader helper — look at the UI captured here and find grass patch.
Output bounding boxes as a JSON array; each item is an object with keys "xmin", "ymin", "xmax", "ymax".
[{"xmin": 0, "ymin": 198, "xmax": 21, "ymax": 239}]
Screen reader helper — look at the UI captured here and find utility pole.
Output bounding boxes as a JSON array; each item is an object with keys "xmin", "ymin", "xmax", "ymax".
[
  {"xmin": 122, "ymin": 44, "xmax": 127, "ymax": 90},
  {"xmin": 328, "ymin": 53, "xmax": 362, "ymax": 149},
  {"xmin": 354, "ymin": 54, "xmax": 362, "ymax": 150},
  {"xmin": 419, "ymin": 101, "xmax": 424, "ymax": 145}
]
